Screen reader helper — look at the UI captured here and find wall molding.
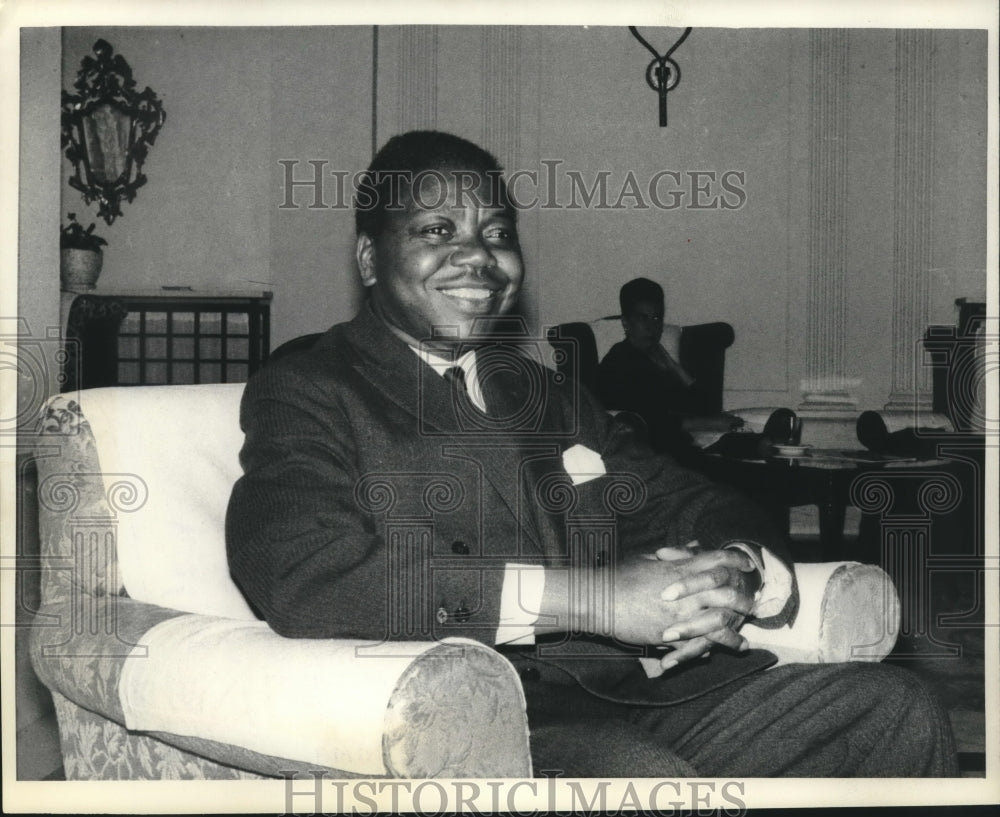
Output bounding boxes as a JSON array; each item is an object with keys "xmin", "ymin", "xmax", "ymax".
[
  {"xmin": 397, "ymin": 26, "xmax": 438, "ymax": 132},
  {"xmin": 885, "ymin": 30, "xmax": 935, "ymax": 413},
  {"xmin": 480, "ymin": 27, "xmax": 522, "ymax": 170},
  {"xmin": 800, "ymin": 29, "xmax": 854, "ymax": 409}
]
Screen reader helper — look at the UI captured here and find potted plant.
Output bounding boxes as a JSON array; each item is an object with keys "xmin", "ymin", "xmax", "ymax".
[{"xmin": 60, "ymin": 213, "xmax": 107, "ymax": 291}]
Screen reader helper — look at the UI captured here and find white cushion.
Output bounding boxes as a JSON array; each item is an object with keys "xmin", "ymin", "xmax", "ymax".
[
  {"xmin": 119, "ymin": 615, "xmax": 486, "ymax": 773},
  {"xmin": 741, "ymin": 562, "xmax": 900, "ymax": 665},
  {"xmin": 79, "ymin": 384, "xmax": 256, "ymax": 620}
]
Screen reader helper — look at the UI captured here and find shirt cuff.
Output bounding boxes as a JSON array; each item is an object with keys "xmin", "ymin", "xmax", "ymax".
[
  {"xmin": 725, "ymin": 543, "xmax": 793, "ymax": 619},
  {"xmin": 495, "ymin": 563, "xmax": 546, "ymax": 646}
]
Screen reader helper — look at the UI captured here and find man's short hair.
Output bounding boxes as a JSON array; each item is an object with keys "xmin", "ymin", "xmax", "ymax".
[
  {"xmin": 354, "ymin": 130, "xmax": 513, "ymax": 239},
  {"xmin": 619, "ymin": 277, "xmax": 665, "ymax": 314}
]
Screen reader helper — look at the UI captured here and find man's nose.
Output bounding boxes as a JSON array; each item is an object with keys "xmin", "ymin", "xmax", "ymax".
[{"xmin": 449, "ymin": 235, "xmax": 496, "ymax": 269}]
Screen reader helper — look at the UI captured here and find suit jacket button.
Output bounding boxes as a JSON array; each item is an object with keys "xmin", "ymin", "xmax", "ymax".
[
  {"xmin": 453, "ymin": 604, "xmax": 470, "ymax": 623},
  {"xmin": 436, "ymin": 607, "xmax": 449, "ymax": 625},
  {"xmin": 520, "ymin": 666, "xmax": 541, "ymax": 682},
  {"xmin": 451, "ymin": 540, "xmax": 470, "ymax": 555}
]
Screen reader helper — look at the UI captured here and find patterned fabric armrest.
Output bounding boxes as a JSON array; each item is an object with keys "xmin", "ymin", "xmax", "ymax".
[{"xmin": 29, "ymin": 596, "xmax": 184, "ymax": 725}]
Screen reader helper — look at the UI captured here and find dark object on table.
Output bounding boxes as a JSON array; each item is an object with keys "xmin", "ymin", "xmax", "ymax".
[
  {"xmin": 856, "ymin": 411, "xmax": 944, "ymax": 460},
  {"xmin": 762, "ymin": 408, "xmax": 802, "ymax": 446},
  {"xmin": 704, "ymin": 408, "xmax": 802, "ymax": 459}
]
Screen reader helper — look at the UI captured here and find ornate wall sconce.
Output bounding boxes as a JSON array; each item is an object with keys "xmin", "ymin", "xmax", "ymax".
[
  {"xmin": 629, "ymin": 26, "xmax": 692, "ymax": 127},
  {"xmin": 61, "ymin": 39, "xmax": 166, "ymax": 225}
]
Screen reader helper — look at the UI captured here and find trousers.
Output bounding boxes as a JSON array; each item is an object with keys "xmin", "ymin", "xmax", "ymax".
[{"xmin": 525, "ymin": 662, "xmax": 958, "ymax": 777}]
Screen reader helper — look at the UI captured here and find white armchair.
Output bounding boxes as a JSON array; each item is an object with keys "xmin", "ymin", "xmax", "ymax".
[{"xmin": 29, "ymin": 384, "xmax": 531, "ymax": 779}]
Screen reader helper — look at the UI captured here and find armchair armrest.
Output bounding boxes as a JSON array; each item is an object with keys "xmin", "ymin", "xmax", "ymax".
[
  {"xmin": 741, "ymin": 562, "xmax": 900, "ymax": 665},
  {"xmin": 34, "ymin": 601, "xmax": 531, "ymax": 778},
  {"xmin": 678, "ymin": 322, "xmax": 735, "ymax": 415},
  {"xmin": 30, "ymin": 595, "xmax": 185, "ymax": 724}
]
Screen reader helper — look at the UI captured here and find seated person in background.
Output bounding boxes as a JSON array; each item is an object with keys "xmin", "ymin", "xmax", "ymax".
[{"xmin": 597, "ymin": 277, "xmax": 741, "ymax": 454}]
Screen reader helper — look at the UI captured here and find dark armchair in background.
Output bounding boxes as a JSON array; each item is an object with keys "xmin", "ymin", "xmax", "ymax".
[
  {"xmin": 545, "ymin": 317, "xmax": 735, "ymax": 414},
  {"xmin": 924, "ymin": 298, "xmax": 987, "ymax": 433}
]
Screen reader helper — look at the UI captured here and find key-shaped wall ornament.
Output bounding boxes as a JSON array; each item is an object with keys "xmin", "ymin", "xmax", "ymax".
[{"xmin": 629, "ymin": 26, "xmax": 692, "ymax": 127}]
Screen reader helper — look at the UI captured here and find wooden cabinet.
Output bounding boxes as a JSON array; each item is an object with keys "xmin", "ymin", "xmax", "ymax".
[{"xmin": 61, "ymin": 289, "xmax": 272, "ymax": 390}]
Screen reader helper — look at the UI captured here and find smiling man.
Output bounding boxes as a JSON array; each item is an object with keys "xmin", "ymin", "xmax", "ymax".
[
  {"xmin": 355, "ymin": 160, "xmax": 522, "ymax": 344},
  {"xmin": 225, "ymin": 131, "xmax": 956, "ymax": 777}
]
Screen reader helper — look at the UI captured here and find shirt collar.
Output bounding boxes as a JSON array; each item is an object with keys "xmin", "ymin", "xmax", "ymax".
[
  {"xmin": 369, "ymin": 303, "xmax": 486, "ymax": 408},
  {"xmin": 410, "ymin": 345, "xmax": 485, "ymax": 412}
]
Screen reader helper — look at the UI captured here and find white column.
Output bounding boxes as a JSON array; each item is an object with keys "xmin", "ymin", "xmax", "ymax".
[
  {"xmin": 885, "ymin": 30, "xmax": 935, "ymax": 414},
  {"xmin": 398, "ymin": 27, "xmax": 438, "ymax": 132},
  {"xmin": 375, "ymin": 26, "xmax": 439, "ymax": 142},
  {"xmin": 480, "ymin": 27, "xmax": 522, "ymax": 170},
  {"xmin": 799, "ymin": 30, "xmax": 855, "ymax": 410}
]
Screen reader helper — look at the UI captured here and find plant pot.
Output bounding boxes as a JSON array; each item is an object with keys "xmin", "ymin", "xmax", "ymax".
[{"xmin": 61, "ymin": 248, "xmax": 104, "ymax": 292}]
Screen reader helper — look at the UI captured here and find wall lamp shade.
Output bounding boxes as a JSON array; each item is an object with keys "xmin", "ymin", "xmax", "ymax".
[{"xmin": 62, "ymin": 39, "xmax": 166, "ymax": 225}]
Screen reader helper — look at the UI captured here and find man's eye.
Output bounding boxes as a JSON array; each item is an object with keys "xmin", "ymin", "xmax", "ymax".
[
  {"xmin": 421, "ymin": 225, "xmax": 452, "ymax": 237},
  {"xmin": 485, "ymin": 226, "xmax": 517, "ymax": 241}
]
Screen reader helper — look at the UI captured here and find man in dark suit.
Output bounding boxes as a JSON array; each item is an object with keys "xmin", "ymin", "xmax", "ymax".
[{"xmin": 226, "ymin": 130, "xmax": 956, "ymax": 776}]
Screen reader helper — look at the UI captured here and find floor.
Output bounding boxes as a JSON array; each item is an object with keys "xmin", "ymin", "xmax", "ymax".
[{"xmin": 883, "ymin": 567, "xmax": 988, "ymax": 775}]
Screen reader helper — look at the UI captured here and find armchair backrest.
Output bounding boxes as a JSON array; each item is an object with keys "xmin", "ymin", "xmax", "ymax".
[
  {"xmin": 924, "ymin": 299, "xmax": 987, "ymax": 433},
  {"xmin": 546, "ymin": 317, "xmax": 735, "ymax": 415},
  {"xmin": 35, "ymin": 384, "xmax": 256, "ymax": 620}
]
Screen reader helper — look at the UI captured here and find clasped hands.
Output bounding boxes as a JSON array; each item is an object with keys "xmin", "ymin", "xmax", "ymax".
[{"xmin": 609, "ymin": 542, "xmax": 760, "ymax": 673}]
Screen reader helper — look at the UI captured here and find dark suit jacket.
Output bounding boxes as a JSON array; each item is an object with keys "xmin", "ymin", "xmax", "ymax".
[{"xmin": 226, "ymin": 304, "xmax": 799, "ymax": 705}]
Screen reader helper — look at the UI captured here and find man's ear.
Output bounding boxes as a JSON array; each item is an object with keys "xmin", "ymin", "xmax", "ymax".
[{"xmin": 356, "ymin": 233, "xmax": 377, "ymax": 287}]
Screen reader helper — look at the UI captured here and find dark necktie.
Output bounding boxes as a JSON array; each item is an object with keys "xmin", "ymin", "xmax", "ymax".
[
  {"xmin": 444, "ymin": 365, "xmax": 487, "ymax": 415},
  {"xmin": 443, "ymin": 366, "xmax": 467, "ymax": 393}
]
